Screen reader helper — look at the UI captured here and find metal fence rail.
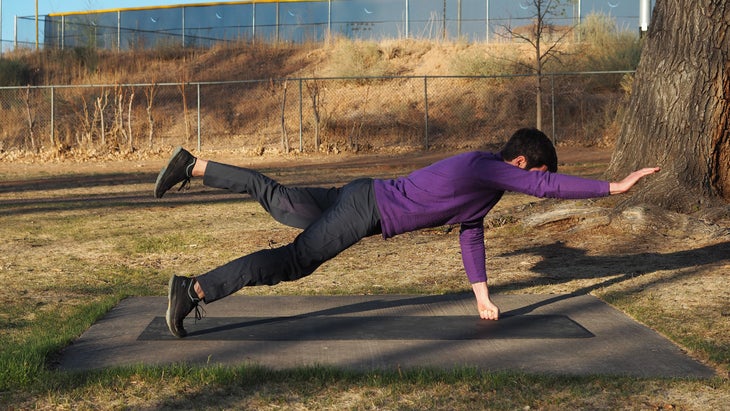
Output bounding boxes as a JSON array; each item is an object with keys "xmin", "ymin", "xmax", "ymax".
[{"xmin": 0, "ymin": 71, "xmax": 632, "ymax": 155}]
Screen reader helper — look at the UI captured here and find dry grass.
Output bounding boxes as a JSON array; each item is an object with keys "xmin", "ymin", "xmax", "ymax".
[{"xmin": 0, "ymin": 148, "xmax": 728, "ymax": 409}]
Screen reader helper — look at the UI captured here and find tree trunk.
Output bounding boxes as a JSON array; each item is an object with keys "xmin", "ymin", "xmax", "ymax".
[
  {"xmin": 536, "ymin": 70, "xmax": 543, "ymax": 131},
  {"xmin": 280, "ymin": 80, "xmax": 290, "ymax": 153},
  {"xmin": 605, "ymin": 0, "xmax": 729, "ymax": 212},
  {"xmin": 534, "ymin": 0, "xmax": 543, "ymax": 132}
]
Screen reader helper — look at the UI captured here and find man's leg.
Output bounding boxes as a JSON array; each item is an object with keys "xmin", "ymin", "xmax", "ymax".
[
  {"xmin": 196, "ymin": 178, "xmax": 381, "ymax": 301},
  {"xmin": 155, "ymin": 147, "xmax": 339, "ymax": 229},
  {"xmin": 166, "ymin": 179, "xmax": 381, "ymax": 337},
  {"xmin": 203, "ymin": 161, "xmax": 340, "ymax": 230}
]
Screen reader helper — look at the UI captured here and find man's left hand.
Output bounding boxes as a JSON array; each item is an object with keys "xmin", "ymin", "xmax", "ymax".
[{"xmin": 472, "ymin": 282, "xmax": 500, "ymax": 320}]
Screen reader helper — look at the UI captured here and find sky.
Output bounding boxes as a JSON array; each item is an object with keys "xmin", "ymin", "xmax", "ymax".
[{"xmin": 1, "ymin": 0, "xmax": 652, "ymax": 51}]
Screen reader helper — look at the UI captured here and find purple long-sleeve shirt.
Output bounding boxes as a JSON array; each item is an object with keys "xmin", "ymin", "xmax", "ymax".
[{"xmin": 372, "ymin": 151, "xmax": 610, "ymax": 284}]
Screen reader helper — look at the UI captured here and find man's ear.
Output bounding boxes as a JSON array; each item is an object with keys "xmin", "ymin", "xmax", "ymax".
[{"xmin": 506, "ymin": 155, "xmax": 528, "ymax": 169}]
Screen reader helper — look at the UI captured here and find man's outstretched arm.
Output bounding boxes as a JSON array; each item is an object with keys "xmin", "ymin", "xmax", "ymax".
[{"xmin": 470, "ymin": 167, "xmax": 660, "ymax": 321}]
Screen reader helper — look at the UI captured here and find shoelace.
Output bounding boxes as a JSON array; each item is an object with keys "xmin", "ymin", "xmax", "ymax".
[
  {"xmin": 187, "ymin": 280, "xmax": 206, "ymax": 322},
  {"xmin": 178, "ymin": 176, "xmax": 191, "ymax": 192},
  {"xmin": 192, "ymin": 301, "xmax": 204, "ymax": 322},
  {"xmin": 177, "ymin": 161, "xmax": 195, "ymax": 192}
]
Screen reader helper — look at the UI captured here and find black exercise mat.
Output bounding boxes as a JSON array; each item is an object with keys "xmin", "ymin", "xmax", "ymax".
[{"xmin": 139, "ymin": 314, "xmax": 594, "ymax": 341}]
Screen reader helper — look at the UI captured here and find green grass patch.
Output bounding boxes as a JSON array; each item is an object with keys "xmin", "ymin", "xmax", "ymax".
[
  {"xmin": 130, "ymin": 234, "xmax": 190, "ymax": 254},
  {"xmin": 0, "ymin": 295, "xmax": 119, "ymax": 392},
  {"xmin": 5, "ymin": 351, "xmax": 725, "ymax": 410}
]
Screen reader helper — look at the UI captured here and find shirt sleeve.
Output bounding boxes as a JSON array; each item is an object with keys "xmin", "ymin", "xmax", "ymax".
[
  {"xmin": 481, "ymin": 161, "xmax": 610, "ymax": 199},
  {"xmin": 459, "ymin": 220, "xmax": 487, "ymax": 284}
]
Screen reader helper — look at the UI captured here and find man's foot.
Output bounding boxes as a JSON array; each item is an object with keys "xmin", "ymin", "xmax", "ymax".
[
  {"xmin": 154, "ymin": 147, "xmax": 196, "ymax": 198},
  {"xmin": 166, "ymin": 275, "xmax": 202, "ymax": 338}
]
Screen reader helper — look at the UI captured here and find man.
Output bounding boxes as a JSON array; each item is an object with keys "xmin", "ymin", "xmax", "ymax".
[{"xmin": 155, "ymin": 128, "xmax": 660, "ymax": 338}]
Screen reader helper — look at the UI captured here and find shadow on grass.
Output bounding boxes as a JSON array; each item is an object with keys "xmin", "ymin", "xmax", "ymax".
[
  {"xmin": 492, "ymin": 241, "xmax": 730, "ymax": 344},
  {"xmin": 0, "ymin": 152, "xmax": 446, "ymax": 217}
]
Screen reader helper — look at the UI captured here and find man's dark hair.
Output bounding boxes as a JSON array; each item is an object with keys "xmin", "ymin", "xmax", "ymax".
[{"xmin": 500, "ymin": 128, "xmax": 558, "ymax": 172}]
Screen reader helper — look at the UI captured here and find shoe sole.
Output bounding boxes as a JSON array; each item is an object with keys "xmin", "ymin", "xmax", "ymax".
[
  {"xmin": 165, "ymin": 275, "xmax": 185, "ymax": 338},
  {"xmin": 154, "ymin": 147, "xmax": 185, "ymax": 199}
]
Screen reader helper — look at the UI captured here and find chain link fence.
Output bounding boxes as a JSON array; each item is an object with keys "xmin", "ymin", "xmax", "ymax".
[{"xmin": 0, "ymin": 71, "xmax": 631, "ymax": 156}]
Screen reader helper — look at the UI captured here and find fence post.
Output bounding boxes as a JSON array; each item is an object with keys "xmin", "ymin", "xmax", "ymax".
[
  {"xmin": 551, "ymin": 73, "xmax": 556, "ymax": 145},
  {"xmin": 299, "ymin": 78, "xmax": 303, "ymax": 152},
  {"xmin": 423, "ymin": 76, "xmax": 429, "ymax": 149},
  {"xmin": 196, "ymin": 83, "xmax": 201, "ymax": 151},
  {"xmin": 50, "ymin": 86, "xmax": 55, "ymax": 147},
  {"xmin": 117, "ymin": 10, "xmax": 121, "ymax": 52},
  {"xmin": 182, "ymin": 7, "xmax": 186, "ymax": 47},
  {"xmin": 405, "ymin": 0, "xmax": 410, "ymax": 38}
]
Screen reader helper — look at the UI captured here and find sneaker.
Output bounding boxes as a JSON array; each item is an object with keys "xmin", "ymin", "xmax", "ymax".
[
  {"xmin": 154, "ymin": 147, "xmax": 196, "ymax": 198},
  {"xmin": 166, "ymin": 275, "xmax": 203, "ymax": 338}
]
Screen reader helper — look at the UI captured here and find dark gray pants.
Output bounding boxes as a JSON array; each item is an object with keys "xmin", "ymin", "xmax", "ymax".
[{"xmin": 196, "ymin": 161, "xmax": 382, "ymax": 303}]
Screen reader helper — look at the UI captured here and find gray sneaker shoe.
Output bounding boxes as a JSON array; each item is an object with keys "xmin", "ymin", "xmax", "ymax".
[
  {"xmin": 154, "ymin": 147, "xmax": 196, "ymax": 198},
  {"xmin": 166, "ymin": 275, "xmax": 203, "ymax": 338}
]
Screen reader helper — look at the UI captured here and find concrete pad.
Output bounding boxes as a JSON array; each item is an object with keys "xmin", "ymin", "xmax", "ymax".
[{"xmin": 57, "ymin": 294, "xmax": 716, "ymax": 378}]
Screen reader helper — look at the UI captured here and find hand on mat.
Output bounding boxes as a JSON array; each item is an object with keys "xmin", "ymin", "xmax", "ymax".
[
  {"xmin": 478, "ymin": 299, "xmax": 500, "ymax": 321},
  {"xmin": 472, "ymin": 281, "xmax": 500, "ymax": 320}
]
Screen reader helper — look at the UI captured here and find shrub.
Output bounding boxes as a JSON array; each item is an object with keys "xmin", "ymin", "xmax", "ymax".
[
  {"xmin": 450, "ymin": 46, "xmax": 531, "ymax": 77},
  {"xmin": 576, "ymin": 12, "xmax": 642, "ymax": 71},
  {"xmin": 329, "ymin": 39, "xmax": 392, "ymax": 78},
  {"xmin": 0, "ymin": 59, "xmax": 33, "ymax": 86}
]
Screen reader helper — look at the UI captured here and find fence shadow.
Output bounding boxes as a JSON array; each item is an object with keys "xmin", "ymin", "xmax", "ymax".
[{"xmin": 0, "ymin": 151, "xmax": 454, "ymax": 217}]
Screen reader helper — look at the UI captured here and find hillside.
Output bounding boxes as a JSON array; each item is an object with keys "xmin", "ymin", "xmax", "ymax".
[
  {"xmin": 1, "ymin": 19, "xmax": 641, "ymax": 159},
  {"xmin": 15, "ymin": 36, "xmax": 632, "ymax": 86}
]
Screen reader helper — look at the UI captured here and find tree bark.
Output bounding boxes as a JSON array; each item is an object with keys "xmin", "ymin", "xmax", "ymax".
[{"xmin": 605, "ymin": 0, "xmax": 729, "ymax": 212}]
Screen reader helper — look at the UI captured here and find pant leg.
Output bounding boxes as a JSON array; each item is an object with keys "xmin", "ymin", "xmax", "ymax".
[
  {"xmin": 196, "ymin": 178, "xmax": 382, "ymax": 303},
  {"xmin": 203, "ymin": 161, "xmax": 340, "ymax": 229}
]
